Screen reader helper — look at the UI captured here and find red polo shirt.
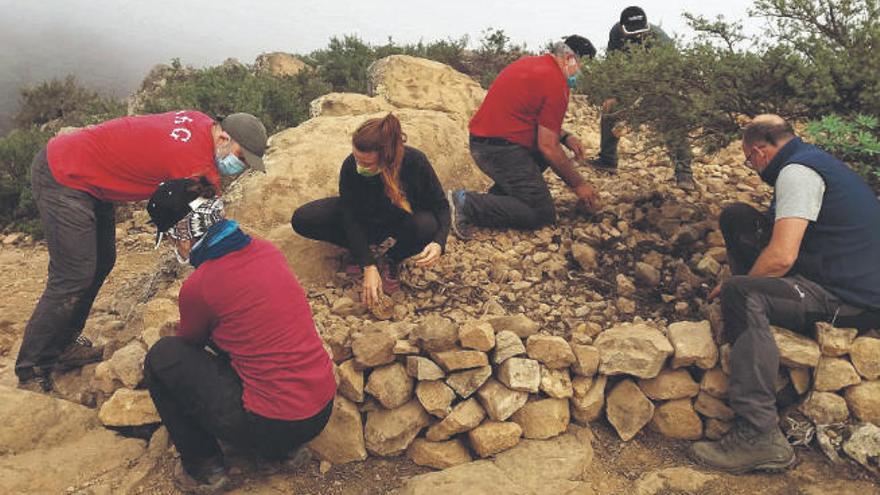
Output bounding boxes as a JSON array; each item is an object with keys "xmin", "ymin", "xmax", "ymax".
[
  {"xmin": 177, "ymin": 238, "xmax": 337, "ymax": 421},
  {"xmin": 47, "ymin": 110, "xmax": 220, "ymax": 202},
  {"xmin": 469, "ymin": 54, "xmax": 570, "ymax": 150}
]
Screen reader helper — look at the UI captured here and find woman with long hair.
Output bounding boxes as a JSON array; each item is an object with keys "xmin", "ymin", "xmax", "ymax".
[{"xmin": 292, "ymin": 113, "xmax": 450, "ymax": 306}]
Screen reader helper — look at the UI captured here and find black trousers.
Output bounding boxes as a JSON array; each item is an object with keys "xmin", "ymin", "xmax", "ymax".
[
  {"xmin": 462, "ymin": 140, "xmax": 556, "ymax": 229},
  {"xmin": 144, "ymin": 337, "xmax": 333, "ymax": 471},
  {"xmin": 719, "ymin": 203, "xmax": 880, "ymax": 432},
  {"xmin": 291, "ymin": 196, "xmax": 439, "ymax": 264},
  {"xmin": 16, "ymin": 148, "xmax": 116, "ymax": 379},
  {"xmin": 599, "ymin": 101, "xmax": 693, "ymax": 174}
]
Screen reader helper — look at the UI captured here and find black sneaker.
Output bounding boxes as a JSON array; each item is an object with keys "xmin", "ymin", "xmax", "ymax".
[
  {"xmin": 177, "ymin": 456, "xmax": 230, "ymax": 494},
  {"xmin": 17, "ymin": 367, "xmax": 54, "ymax": 394},
  {"xmin": 447, "ymin": 189, "xmax": 473, "ymax": 240},
  {"xmin": 675, "ymin": 171, "xmax": 697, "ymax": 191},
  {"xmin": 583, "ymin": 157, "xmax": 618, "ymax": 174},
  {"xmin": 55, "ymin": 335, "xmax": 104, "ymax": 371},
  {"xmin": 691, "ymin": 419, "xmax": 795, "ymax": 474}
]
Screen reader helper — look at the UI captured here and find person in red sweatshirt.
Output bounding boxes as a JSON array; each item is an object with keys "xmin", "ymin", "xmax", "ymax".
[
  {"xmin": 144, "ymin": 177, "xmax": 336, "ymax": 492},
  {"xmin": 15, "ymin": 111, "xmax": 268, "ymax": 393}
]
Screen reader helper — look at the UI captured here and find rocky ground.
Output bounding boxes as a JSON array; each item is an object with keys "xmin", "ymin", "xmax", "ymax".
[{"xmin": 0, "ymin": 55, "xmax": 878, "ymax": 494}]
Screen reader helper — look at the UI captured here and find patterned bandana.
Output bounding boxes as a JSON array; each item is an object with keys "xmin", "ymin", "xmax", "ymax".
[{"xmin": 167, "ymin": 197, "xmax": 226, "ymax": 242}]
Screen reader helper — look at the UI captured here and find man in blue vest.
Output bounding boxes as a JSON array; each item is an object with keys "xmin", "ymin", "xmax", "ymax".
[{"xmin": 693, "ymin": 114, "xmax": 880, "ymax": 473}]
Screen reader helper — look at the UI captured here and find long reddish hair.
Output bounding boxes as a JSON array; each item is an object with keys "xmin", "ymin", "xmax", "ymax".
[{"xmin": 352, "ymin": 113, "xmax": 412, "ymax": 213}]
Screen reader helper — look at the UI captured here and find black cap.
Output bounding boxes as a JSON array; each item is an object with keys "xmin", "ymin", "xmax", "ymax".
[
  {"xmin": 563, "ymin": 35, "xmax": 597, "ymax": 59},
  {"xmin": 147, "ymin": 178, "xmax": 206, "ymax": 246},
  {"xmin": 620, "ymin": 6, "xmax": 649, "ymax": 35}
]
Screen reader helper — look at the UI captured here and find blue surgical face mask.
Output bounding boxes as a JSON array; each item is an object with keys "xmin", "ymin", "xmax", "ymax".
[
  {"xmin": 217, "ymin": 154, "xmax": 246, "ymax": 176},
  {"xmin": 567, "ymin": 75, "xmax": 578, "ymax": 89}
]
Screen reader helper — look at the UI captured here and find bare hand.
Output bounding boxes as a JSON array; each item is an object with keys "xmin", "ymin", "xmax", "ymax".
[
  {"xmin": 708, "ymin": 282, "xmax": 722, "ymax": 301},
  {"xmin": 563, "ymin": 135, "xmax": 586, "ymax": 161},
  {"xmin": 362, "ymin": 265, "xmax": 382, "ymax": 307},
  {"xmin": 574, "ymin": 183, "xmax": 600, "ymax": 213},
  {"xmin": 412, "ymin": 242, "xmax": 442, "ymax": 267}
]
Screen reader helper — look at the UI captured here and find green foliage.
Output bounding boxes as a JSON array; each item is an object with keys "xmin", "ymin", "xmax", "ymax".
[
  {"xmin": 15, "ymin": 75, "xmax": 126, "ymax": 129},
  {"xmin": 469, "ymin": 28, "xmax": 531, "ymax": 87},
  {"xmin": 0, "ymin": 127, "xmax": 50, "ymax": 236},
  {"xmin": 139, "ymin": 63, "xmax": 331, "ymax": 135},
  {"xmin": 806, "ymin": 114, "xmax": 880, "ymax": 190}
]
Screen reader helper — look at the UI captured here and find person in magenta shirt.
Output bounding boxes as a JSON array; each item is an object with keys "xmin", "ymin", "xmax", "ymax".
[
  {"xmin": 16, "ymin": 111, "xmax": 269, "ymax": 393},
  {"xmin": 144, "ymin": 177, "xmax": 336, "ymax": 492},
  {"xmin": 447, "ymin": 35, "xmax": 600, "ymax": 239}
]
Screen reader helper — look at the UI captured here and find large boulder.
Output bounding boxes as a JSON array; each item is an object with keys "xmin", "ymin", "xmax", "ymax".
[
  {"xmin": 98, "ymin": 389, "xmax": 160, "ymax": 427},
  {"xmin": 309, "ymin": 92, "xmax": 395, "ymax": 118},
  {"xmin": 364, "ymin": 399, "xmax": 430, "ymax": 456},
  {"xmin": 309, "ymin": 396, "xmax": 367, "ymax": 464},
  {"xmin": 594, "ymin": 323, "xmax": 673, "ymax": 378},
  {"xmin": 606, "ymin": 379, "xmax": 655, "ymax": 441},
  {"xmin": 254, "ymin": 52, "xmax": 307, "ymax": 77}
]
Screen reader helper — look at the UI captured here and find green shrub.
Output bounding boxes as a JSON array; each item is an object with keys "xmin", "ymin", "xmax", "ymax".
[
  {"xmin": 805, "ymin": 114, "xmax": 880, "ymax": 191},
  {"xmin": 0, "ymin": 127, "xmax": 51, "ymax": 236},
  {"xmin": 15, "ymin": 75, "xmax": 126, "ymax": 129}
]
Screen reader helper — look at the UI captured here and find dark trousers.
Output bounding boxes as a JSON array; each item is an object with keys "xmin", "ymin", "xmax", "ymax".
[
  {"xmin": 463, "ymin": 140, "xmax": 556, "ymax": 229},
  {"xmin": 599, "ymin": 102, "xmax": 693, "ymax": 174},
  {"xmin": 291, "ymin": 196, "xmax": 439, "ymax": 264},
  {"xmin": 144, "ymin": 337, "xmax": 333, "ymax": 471},
  {"xmin": 15, "ymin": 148, "xmax": 116, "ymax": 379},
  {"xmin": 719, "ymin": 202, "xmax": 880, "ymax": 432}
]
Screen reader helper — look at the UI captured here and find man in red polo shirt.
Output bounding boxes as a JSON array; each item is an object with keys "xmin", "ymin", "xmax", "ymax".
[
  {"xmin": 16, "ymin": 111, "xmax": 268, "ymax": 393},
  {"xmin": 448, "ymin": 35, "xmax": 599, "ymax": 238}
]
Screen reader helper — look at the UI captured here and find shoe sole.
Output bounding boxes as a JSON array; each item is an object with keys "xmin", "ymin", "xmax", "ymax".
[
  {"xmin": 692, "ymin": 449, "xmax": 796, "ymax": 475},
  {"xmin": 446, "ymin": 190, "xmax": 471, "ymax": 240},
  {"xmin": 54, "ymin": 354, "xmax": 105, "ymax": 371}
]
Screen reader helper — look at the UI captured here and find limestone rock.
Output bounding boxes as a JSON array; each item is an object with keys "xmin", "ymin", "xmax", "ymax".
[
  {"xmin": 446, "ymin": 365, "xmax": 492, "ymax": 398},
  {"xmin": 816, "ymin": 322, "xmax": 858, "ymax": 357},
  {"xmin": 651, "ymin": 399, "xmax": 703, "ymax": 440},
  {"xmin": 309, "ymin": 92, "xmax": 395, "ymax": 118},
  {"xmin": 771, "ymin": 326, "xmax": 820, "ymax": 368},
  {"xmin": 365, "ymin": 362, "xmax": 413, "ymax": 409},
  {"xmin": 337, "ymin": 359, "xmax": 365, "ymax": 403},
  {"xmin": 103, "ymin": 342, "xmax": 146, "ymax": 388},
  {"xmin": 431, "ymin": 349, "xmax": 489, "ymax": 371},
  {"xmin": 850, "ymin": 337, "xmax": 880, "ymax": 380},
  {"xmin": 814, "ymin": 357, "xmax": 861, "ymax": 392},
  {"xmin": 572, "ymin": 243, "xmax": 598, "ymax": 271},
  {"xmin": 406, "ymin": 356, "xmax": 445, "ymax": 381},
  {"xmin": 842, "ymin": 423, "xmax": 880, "ymax": 473},
  {"xmin": 413, "ymin": 315, "xmax": 458, "ymax": 352},
  {"xmin": 845, "ymin": 380, "xmax": 880, "ymax": 424},
  {"xmin": 526, "ymin": 334, "xmax": 576, "ymax": 369},
  {"xmin": 364, "ymin": 400, "xmax": 430, "ymax": 456},
  {"xmin": 332, "ymin": 296, "xmax": 365, "ymax": 316},
  {"xmin": 570, "ymin": 344, "xmax": 600, "ymax": 376},
  {"xmin": 540, "ymin": 366, "xmax": 573, "ymax": 399},
  {"xmin": 368, "ymin": 55, "xmax": 486, "ymax": 117},
  {"xmin": 694, "ymin": 391, "xmax": 735, "ymax": 420},
  {"xmin": 801, "ymin": 392, "xmax": 850, "ymax": 425},
  {"xmin": 476, "ymin": 378, "xmax": 529, "ymax": 421},
  {"xmin": 634, "ymin": 262, "xmax": 661, "ymax": 287},
  {"xmin": 594, "ymin": 323, "xmax": 673, "ymax": 378},
  {"xmin": 416, "ymin": 380, "xmax": 456, "ymax": 418},
  {"xmin": 668, "ymin": 321, "xmax": 718, "ymax": 369},
  {"xmin": 639, "ymin": 369, "xmax": 700, "ymax": 400},
  {"xmin": 99, "ymin": 389, "xmax": 160, "ymax": 427},
  {"xmin": 606, "ymin": 379, "xmax": 654, "ymax": 441},
  {"xmin": 487, "ymin": 314, "xmax": 541, "ymax": 339},
  {"xmin": 493, "ymin": 330, "xmax": 526, "ymax": 364},
  {"xmin": 497, "ymin": 357, "xmax": 541, "ymax": 393},
  {"xmin": 697, "ymin": 256, "xmax": 722, "ymax": 277},
  {"xmin": 394, "ymin": 340, "xmax": 421, "ymax": 355},
  {"xmin": 395, "ymin": 460, "xmax": 529, "ymax": 495},
  {"xmin": 309, "ymin": 396, "xmax": 367, "ymax": 464},
  {"xmin": 790, "ymin": 367, "xmax": 812, "ymax": 395},
  {"xmin": 407, "ymin": 438, "xmax": 472, "ymax": 469},
  {"xmin": 492, "ymin": 430, "xmax": 594, "ymax": 495},
  {"xmin": 635, "ymin": 467, "xmax": 717, "ymax": 495},
  {"xmin": 510, "ymin": 398, "xmax": 570, "ymax": 439},
  {"xmin": 468, "ymin": 421, "xmax": 523, "ymax": 458},
  {"xmin": 571, "ymin": 375, "xmax": 607, "ymax": 424},
  {"xmin": 141, "ymin": 298, "xmax": 177, "ymax": 333},
  {"xmin": 254, "ymin": 51, "xmax": 307, "ymax": 76},
  {"xmin": 425, "ymin": 398, "xmax": 486, "ymax": 441},
  {"xmin": 352, "ymin": 327, "xmax": 395, "ymax": 367},
  {"xmin": 459, "ymin": 320, "xmax": 495, "ymax": 351},
  {"xmin": 700, "ymin": 368, "xmax": 729, "ymax": 398}
]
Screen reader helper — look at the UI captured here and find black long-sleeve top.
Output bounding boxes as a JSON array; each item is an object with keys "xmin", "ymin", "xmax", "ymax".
[
  {"xmin": 607, "ymin": 22, "xmax": 672, "ymax": 53},
  {"xmin": 339, "ymin": 146, "xmax": 450, "ymax": 267}
]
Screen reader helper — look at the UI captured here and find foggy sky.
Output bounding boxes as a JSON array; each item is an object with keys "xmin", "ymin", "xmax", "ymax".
[{"xmin": 0, "ymin": 0, "xmax": 761, "ymax": 133}]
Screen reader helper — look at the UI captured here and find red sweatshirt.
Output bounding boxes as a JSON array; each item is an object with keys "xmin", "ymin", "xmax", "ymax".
[
  {"xmin": 47, "ymin": 110, "xmax": 220, "ymax": 202},
  {"xmin": 177, "ymin": 237, "xmax": 336, "ymax": 421}
]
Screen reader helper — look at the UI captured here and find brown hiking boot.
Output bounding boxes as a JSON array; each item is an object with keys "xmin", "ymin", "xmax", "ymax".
[
  {"xmin": 175, "ymin": 456, "xmax": 230, "ymax": 494},
  {"xmin": 675, "ymin": 171, "xmax": 697, "ymax": 191},
  {"xmin": 691, "ymin": 420, "xmax": 795, "ymax": 474},
  {"xmin": 17, "ymin": 367, "xmax": 54, "ymax": 394},
  {"xmin": 55, "ymin": 335, "xmax": 105, "ymax": 371}
]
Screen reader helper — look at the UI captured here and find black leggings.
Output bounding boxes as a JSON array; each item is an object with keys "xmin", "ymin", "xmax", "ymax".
[{"xmin": 291, "ymin": 197, "xmax": 439, "ymax": 264}]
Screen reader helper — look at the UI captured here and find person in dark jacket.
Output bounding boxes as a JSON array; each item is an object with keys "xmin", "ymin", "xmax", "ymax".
[
  {"xmin": 145, "ymin": 178, "xmax": 336, "ymax": 493},
  {"xmin": 585, "ymin": 6, "xmax": 696, "ymax": 191},
  {"xmin": 693, "ymin": 115, "xmax": 880, "ymax": 473},
  {"xmin": 291, "ymin": 113, "xmax": 450, "ymax": 306}
]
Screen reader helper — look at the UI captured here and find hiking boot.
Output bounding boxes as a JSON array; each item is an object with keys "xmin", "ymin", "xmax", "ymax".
[
  {"xmin": 17, "ymin": 367, "xmax": 54, "ymax": 394},
  {"xmin": 55, "ymin": 335, "xmax": 104, "ymax": 371},
  {"xmin": 447, "ymin": 189, "xmax": 473, "ymax": 240},
  {"xmin": 176, "ymin": 456, "xmax": 230, "ymax": 494},
  {"xmin": 583, "ymin": 157, "xmax": 618, "ymax": 174},
  {"xmin": 691, "ymin": 420, "xmax": 795, "ymax": 474},
  {"xmin": 675, "ymin": 171, "xmax": 697, "ymax": 191},
  {"xmin": 284, "ymin": 446, "xmax": 313, "ymax": 471}
]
